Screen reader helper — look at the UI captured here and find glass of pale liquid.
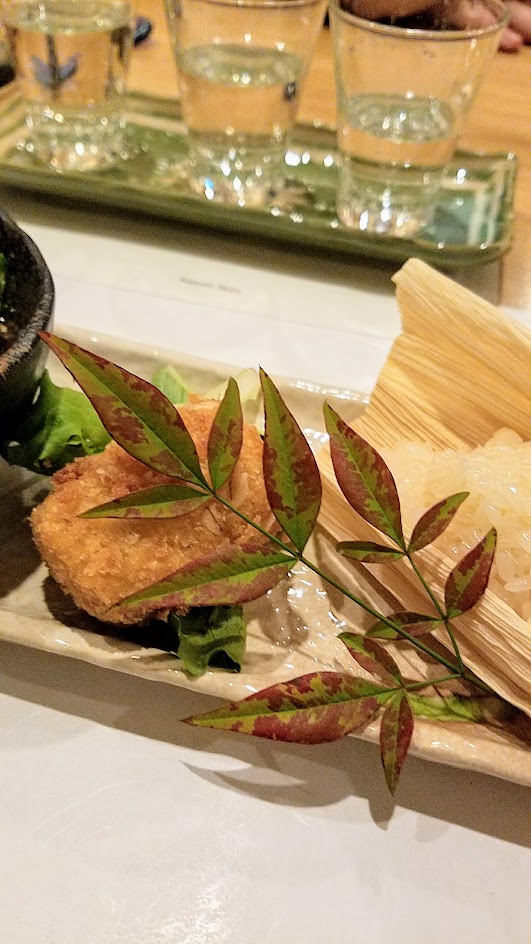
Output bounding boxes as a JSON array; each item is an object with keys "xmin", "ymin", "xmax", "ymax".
[
  {"xmin": 329, "ymin": 0, "xmax": 508, "ymax": 237},
  {"xmin": 164, "ymin": 0, "xmax": 328, "ymax": 206},
  {"xmin": 3, "ymin": 0, "xmax": 133, "ymax": 172}
]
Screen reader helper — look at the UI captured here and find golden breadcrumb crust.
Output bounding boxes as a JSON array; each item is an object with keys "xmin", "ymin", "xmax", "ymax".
[{"xmin": 31, "ymin": 402, "xmax": 272, "ymax": 624}]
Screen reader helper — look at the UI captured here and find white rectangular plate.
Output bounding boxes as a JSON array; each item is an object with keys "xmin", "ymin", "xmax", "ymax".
[{"xmin": 1, "ymin": 328, "xmax": 529, "ymax": 787}]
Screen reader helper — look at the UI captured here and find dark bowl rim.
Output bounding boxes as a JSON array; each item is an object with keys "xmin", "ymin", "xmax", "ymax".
[{"xmin": 0, "ymin": 208, "xmax": 55, "ymax": 377}]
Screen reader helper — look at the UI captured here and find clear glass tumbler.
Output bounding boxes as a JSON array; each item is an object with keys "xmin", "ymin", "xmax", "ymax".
[
  {"xmin": 329, "ymin": 0, "xmax": 508, "ymax": 237},
  {"xmin": 3, "ymin": 0, "xmax": 133, "ymax": 172},
  {"xmin": 164, "ymin": 0, "xmax": 328, "ymax": 206}
]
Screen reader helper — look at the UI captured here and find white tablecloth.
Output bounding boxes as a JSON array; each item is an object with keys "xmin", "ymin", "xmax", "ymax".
[{"xmin": 1, "ymin": 193, "xmax": 530, "ymax": 944}]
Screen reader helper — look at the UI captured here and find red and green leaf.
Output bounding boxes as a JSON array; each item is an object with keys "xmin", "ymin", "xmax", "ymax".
[
  {"xmin": 114, "ymin": 543, "xmax": 293, "ymax": 617},
  {"xmin": 444, "ymin": 528, "xmax": 497, "ymax": 618},
  {"xmin": 323, "ymin": 403, "xmax": 404, "ymax": 547},
  {"xmin": 79, "ymin": 483, "xmax": 210, "ymax": 520},
  {"xmin": 260, "ymin": 369, "xmax": 321, "ymax": 553},
  {"xmin": 380, "ymin": 691, "xmax": 414, "ymax": 795},
  {"xmin": 366, "ymin": 611, "xmax": 443, "ymax": 640},
  {"xmin": 207, "ymin": 377, "xmax": 243, "ymax": 491},
  {"xmin": 408, "ymin": 492, "xmax": 469, "ymax": 553},
  {"xmin": 337, "ymin": 541, "xmax": 404, "ymax": 563},
  {"xmin": 41, "ymin": 333, "xmax": 206, "ymax": 485},
  {"xmin": 339, "ymin": 632, "xmax": 402, "ymax": 685},
  {"xmin": 184, "ymin": 672, "xmax": 385, "ymax": 743}
]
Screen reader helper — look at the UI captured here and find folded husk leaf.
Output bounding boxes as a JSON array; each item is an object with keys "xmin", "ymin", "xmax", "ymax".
[{"xmin": 318, "ymin": 259, "xmax": 531, "ymax": 716}]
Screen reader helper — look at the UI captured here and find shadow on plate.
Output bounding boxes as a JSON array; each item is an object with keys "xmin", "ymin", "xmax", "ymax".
[
  {"xmin": 0, "ymin": 477, "xmax": 49, "ymax": 597},
  {"xmin": 1, "ymin": 637, "xmax": 530, "ymax": 846}
]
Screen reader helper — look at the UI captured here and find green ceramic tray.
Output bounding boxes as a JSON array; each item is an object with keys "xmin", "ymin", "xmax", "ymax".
[{"xmin": 0, "ymin": 88, "xmax": 517, "ymax": 268}]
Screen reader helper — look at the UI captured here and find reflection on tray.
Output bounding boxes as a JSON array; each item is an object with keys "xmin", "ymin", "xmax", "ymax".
[{"xmin": 0, "ymin": 88, "xmax": 517, "ymax": 268}]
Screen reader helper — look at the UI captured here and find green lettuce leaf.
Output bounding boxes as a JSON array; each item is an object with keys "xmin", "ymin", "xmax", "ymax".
[
  {"xmin": 152, "ymin": 363, "xmax": 262, "ymax": 427},
  {"xmin": 3, "ymin": 361, "xmax": 191, "ymax": 477},
  {"xmin": 2, "ymin": 371, "xmax": 110, "ymax": 474},
  {"xmin": 206, "ymin": 368, "xmax": 260, "ymax": 403},
  {"xmin": 169, "ymin": 605, "xmax": 246, "ymax": 676},
  {"xmin": 151, "ymin": 364, "xmax": 191, "ymax": 405}
]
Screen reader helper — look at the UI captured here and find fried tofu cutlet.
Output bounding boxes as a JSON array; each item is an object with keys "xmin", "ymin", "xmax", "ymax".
[{"xmin": 31, "ymin": 401, "xmax": 273, "ymax": 625}]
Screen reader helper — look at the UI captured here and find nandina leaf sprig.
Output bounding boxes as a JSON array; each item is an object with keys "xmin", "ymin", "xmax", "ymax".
[{"xmin": 41, "ymin": 333, "xmax": 501, "ymax": 796}]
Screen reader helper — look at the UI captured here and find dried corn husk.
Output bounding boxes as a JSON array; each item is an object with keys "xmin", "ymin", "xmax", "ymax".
[{"xmin": 318, "ymin": 259, "xmax": 531, "ymax": 716}]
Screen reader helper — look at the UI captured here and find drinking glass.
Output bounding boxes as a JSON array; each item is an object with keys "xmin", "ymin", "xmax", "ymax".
[
  {"xmin": 3, "ymin": 0, "xmax": 134, "ymax": 172},
  {"xmin": 164, "ymin": 0, "xmax": 328, "ymax": 206},
  {"xmin": 329, "ymin": 0, "xmax": 508, "ymax": 237}
]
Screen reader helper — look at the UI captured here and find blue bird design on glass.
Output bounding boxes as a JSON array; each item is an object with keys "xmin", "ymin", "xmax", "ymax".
[
  {"xmin": 31, "ymin": 52, "xmax": 78, "ymax": 88},
  {"xmin": 31, "ymin": 35, "xmax": 79, "ymax": 91}
]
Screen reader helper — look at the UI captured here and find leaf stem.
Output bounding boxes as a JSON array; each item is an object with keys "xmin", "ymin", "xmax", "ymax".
[
  {"xmin": 212, "ymin": 491, "xmax": 298, "ymax": 556},
  {"xmin": 403, "ymin": 674, "xmax": 459, "ymax": 692},
  {"xmin": 406, "ymin": 551, "xmax": 464, "ymax": 672}
]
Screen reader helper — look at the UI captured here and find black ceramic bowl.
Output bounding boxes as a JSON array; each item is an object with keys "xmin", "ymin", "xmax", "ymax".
[{"xmin": 0, "ymin": 210, "xmax": 54, "ymax": 428}]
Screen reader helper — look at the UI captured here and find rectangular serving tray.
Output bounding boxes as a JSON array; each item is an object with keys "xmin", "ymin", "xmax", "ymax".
[
  {"xmin": 0, "ymin": 87, "xmax": 517, "ymax": 269},
  {"xmin": 1, "ymin": 329, "xmax": 530, "ymax": 788}
]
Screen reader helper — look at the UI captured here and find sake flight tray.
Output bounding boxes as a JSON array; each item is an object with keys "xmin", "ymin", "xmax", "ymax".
[{"xmin": 0, "ymin": 88, "xmax": 517, "ymax": 269}]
